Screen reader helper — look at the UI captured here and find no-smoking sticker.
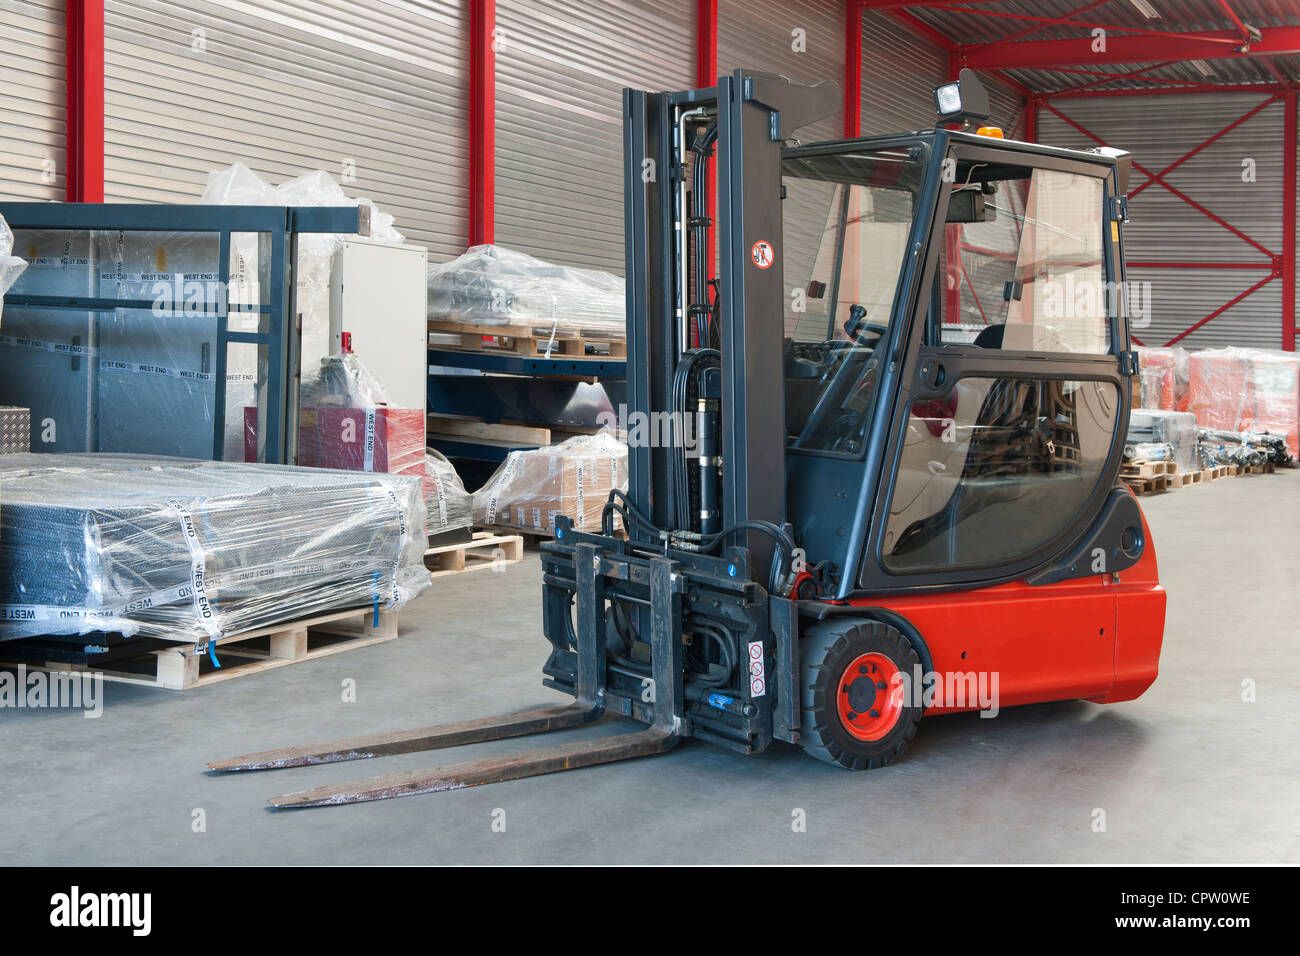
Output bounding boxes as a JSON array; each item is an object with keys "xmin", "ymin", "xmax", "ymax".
[{"xmin": 751, "ymin": 240, "xmax": 774, "ymax": 269}]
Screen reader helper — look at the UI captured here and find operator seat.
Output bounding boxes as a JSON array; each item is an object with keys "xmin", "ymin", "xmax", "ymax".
[{"xmin": 973, "ymin": 323, "xmax": 1004, "ymax": 349}]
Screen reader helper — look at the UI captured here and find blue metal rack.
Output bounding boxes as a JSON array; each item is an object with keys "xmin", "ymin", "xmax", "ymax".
[
  {"xmin": 427, "ymin": 346, "xmax": 628, "ymax": 467},
  {"xmin": 0, "ymin": 202, "xmax": 363, "ymax": 463}
]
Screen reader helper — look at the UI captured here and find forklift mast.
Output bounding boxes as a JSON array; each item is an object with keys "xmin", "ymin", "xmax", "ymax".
[{"xmin": 624, "ymin": 71, "xmax": 839, "ymax": 580}]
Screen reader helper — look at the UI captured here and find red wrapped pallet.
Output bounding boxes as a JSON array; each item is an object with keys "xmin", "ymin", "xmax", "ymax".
[
  {"xmin": 1135, "ymin": 346, "xmax": 1185, "ymax": 411},
  {"xmin": 1188, "ymin": 347, "xmax": 1299, "ymax": 457}
]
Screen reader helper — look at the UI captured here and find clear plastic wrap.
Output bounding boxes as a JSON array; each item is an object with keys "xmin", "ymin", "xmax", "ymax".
[
  {"xmin": 1196, "ymin": 427, "xmax": 1293, "ymax": 467},
  {"xmin": 472, "ymin": 431, "xmax": 628, "ymax": 534},
  {"xmin": 1126, "ymin": 409, "xmax": 1199, "ymax": 473},
  {"xmin": 427, "ymin": 244, "xmax": 625, "ymax": 338},
  {"xmin": 424, "ymin": 449, "xmax": 473, "ymax": 534},
  {"xmin": 1135, "ymin": 346, "xmax": 1188, "ymax": 412},
  {"xmin": 1123, "ymin": 441, "xmax": 1175, "ymax": 464},
  {"xmin": 0, "ymin": 454, "xmax": 428, "ymax": 644},
  {"xmin": 198, "ymin": 163, "xmax": 406, "ymax": 455},
  {"xmin": 0, "ymin": 213, "xmax": 28, "ymax": 323},
  {"xmin": 1187, "ymin": 347, "xmax": 1299, "ymax": 458}
]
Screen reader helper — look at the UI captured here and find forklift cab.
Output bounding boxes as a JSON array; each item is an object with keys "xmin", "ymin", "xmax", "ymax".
[{"xmin": 781, "ymin": 117, "xmax": 1137, "ymax": 597}]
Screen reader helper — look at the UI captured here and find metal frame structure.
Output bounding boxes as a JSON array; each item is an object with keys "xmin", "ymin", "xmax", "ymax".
[
  {"xmin": 0, "ymin": 202, "xmax": 363, "ymax": 463},
  {"xmin": 856, "ymin": 0, "xmax": 1298, "ymax": 350}
]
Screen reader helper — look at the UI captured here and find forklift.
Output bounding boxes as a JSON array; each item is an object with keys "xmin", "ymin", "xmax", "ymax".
[{"xmin": 211, "ymin": 70, "xmax": 1166, "ymax": 807}]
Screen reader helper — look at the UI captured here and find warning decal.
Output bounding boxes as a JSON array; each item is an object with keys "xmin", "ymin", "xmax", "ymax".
[{"xmin": 750, "ymin": 240, "xmax": 774, "ymax": 269}]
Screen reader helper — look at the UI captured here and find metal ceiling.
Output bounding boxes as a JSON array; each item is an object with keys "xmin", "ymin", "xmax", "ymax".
[{"xmin": 890, "ymin": 0, "xmax": 1300, "ymax": 93}]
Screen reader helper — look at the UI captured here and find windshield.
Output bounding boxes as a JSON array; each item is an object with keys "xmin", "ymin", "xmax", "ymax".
[{"xmin": 781, "ymin": 144, "xmax": 926, "ymax": 456}]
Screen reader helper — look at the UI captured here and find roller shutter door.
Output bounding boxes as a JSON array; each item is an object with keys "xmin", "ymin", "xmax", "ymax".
[
  {"xmin": 859, "ymin": 9, "xmax": 944, "ymax": 136},
  {"xmin": 719, "ymin": 0, "xmax": 844, "ymax": 326},
  {"xmin": 493, "ymin": 0, "xmax": 695, "ymax": 275},
  {"xmin": 103, "ymin": 0, "xmax": 468, "ymax": 260},
  {"xmin": 0, "ymin": 0, "xmax": 65, "ymax": 202}
]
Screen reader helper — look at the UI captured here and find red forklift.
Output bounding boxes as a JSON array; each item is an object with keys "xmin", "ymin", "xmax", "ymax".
[{"xmin": 212, "ymin": 70, "xmax": 1166, "ymax": 806}]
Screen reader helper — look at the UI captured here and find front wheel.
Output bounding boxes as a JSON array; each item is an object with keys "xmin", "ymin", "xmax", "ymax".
[{"xmin": 799, "ymin": 618, "xmax": 923, "ymax": 769}]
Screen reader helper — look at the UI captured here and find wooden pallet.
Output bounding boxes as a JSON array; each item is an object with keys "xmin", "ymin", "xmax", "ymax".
[
  {"xmin": 5, "ymin": 606, "xmax": 400, "ymax": 691},
  {"xmin": 1200, "ymin": 465, "xmax": 1232, "ymax": 482},
  {"xmin": 1125, "ymin": 474, "xmax": 1170, "ymax": 496},
  {"xmin": 428, "ymin": 320, "xmax": 626, "ymax": 358},
  {"xmin": 1120, "ymin": 459, "xmax": 1174, "ymax": 479},
  {"xmin": 1167, "ymin": 470, "xmax": 1203, "ymax": 488},
  {"xmin": 424, "ymin": 530, "xmax": 524, "ymax": 579},
  {"xmin": 1236, "ymin": 461, "xmax": 1276, "ymax": 476}
]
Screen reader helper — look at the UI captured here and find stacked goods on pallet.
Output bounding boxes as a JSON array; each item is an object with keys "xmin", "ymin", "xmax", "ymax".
[
  {"xmin": 1188, "ymin": 347, "xmax": 1299, "ymax": 459},
  {"xmin": 1135, "ymin": 346, "xmax": 1189, "ymax": 412},
  {"xmin": 1125, "ymin": 409, "xmax": 1199, "ymax": 474},
  {"xmin": 473, "ymin": 432, "xmax": 628, "ymax": 535},
  {"xmin": 1197, "ymin": 427, "xmax": 1292, "ymax": 469},
  {"xmin": 427, "ymin": 244, "xmax": 625, "ymax": 340},
  {"xmin": 424, "ymin": 448, "xmax": 473, "ymax": 535},
  {"xmin": 0, "ymin": 454, "xmax": 428, "ymax": 645}
]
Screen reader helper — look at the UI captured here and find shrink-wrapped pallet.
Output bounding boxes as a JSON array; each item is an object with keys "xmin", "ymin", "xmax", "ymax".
[
  {"xmin": 427, "ymin": 244, "xmax": 625, "ymax": 339},
  {"xmin": 1135, "ymin": 346, "xmax": 1188, "ymax": 412},
  {"xmin": 1187, "ymin": 348, "xmax": 1299, "ymax": 458},
  {"xmin": 0, "ymin": 454, "xmax": 428, "ymax": 644},
  {"xmin": 473, "ymin": 432, "xmax": 627, "ymax": 535},
  {"xmin": 1126, "ymin": 409, "xmax": 1199, "ymax": 473},
  {"xmin": 425, "ymin": 449, "xmax": 473, "ymax": 534}
]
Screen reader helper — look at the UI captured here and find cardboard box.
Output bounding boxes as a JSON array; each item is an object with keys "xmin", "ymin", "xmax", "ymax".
[
  {"xmin": 474, "ymin": 433, "xmax": 627, "ymax": 534},
  {"xmin": 306, "ymin": 407, "xmax": 425, "ymax": 477}
]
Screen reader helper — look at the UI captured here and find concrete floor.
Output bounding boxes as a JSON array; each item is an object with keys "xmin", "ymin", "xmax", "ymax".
[{"xmin": 2, "ymin": 468, "xmax": 1297, "ymax": 865}]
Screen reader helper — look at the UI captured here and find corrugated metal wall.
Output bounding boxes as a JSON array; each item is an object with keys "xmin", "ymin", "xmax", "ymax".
[
  {"xmin": 718, "ymin": 0, "xmax": 844, "ymax": 142},
  {"xmin": 718, "ymin": 0, "xmax": 844, "ymax": 319},
  {"xmin": 0, "ymin": 0, "xmax": 65, "ymax": 201},
  {"xmin": 859, "ymin": 9, "xmax": 943, "ymax": 136},
  {"xmin": 493, "ymin": 0, "xmax": 695, "ymax": 275},
  {"xmin": 1039, "ymin": 93, "xmax": 1286, "ymax": 349},
  {"xmin": 102, "ymin": 0, "xmax": 468, "ymax": 260}
]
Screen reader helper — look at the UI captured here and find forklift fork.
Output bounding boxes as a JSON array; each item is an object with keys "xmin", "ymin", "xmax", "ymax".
[{"xmin": 208, "ymin": 547, "xmax": 684, "ymax": 807}]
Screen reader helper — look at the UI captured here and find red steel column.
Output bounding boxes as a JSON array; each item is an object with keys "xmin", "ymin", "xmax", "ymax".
[
  {"xmin": 1284, "ymin": 88, "xmax": 1296, "ymax": 351},
  {"xmin": 65, "ymin": 0, "xmax": 104, "ymax": 202},
  {"xmin": 468, "ymin": 0, "xmax": 496, "ymax": 246},
  {"xmin": 845, "ymin": 1, "xmax": 861, "ymax": 138},
  {"xmin": 697, "ymin": 0, "xmax": 718, "ymax": 274}
]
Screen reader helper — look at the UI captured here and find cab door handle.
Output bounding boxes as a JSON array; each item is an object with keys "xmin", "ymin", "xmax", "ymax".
[{"xmin": 920, "ymin": 359, "xmax": 946, "ymax": 390}]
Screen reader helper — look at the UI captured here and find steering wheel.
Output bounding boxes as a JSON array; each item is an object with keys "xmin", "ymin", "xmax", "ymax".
[{"xmin": 843, "ymin": 303, "xmax": 889, "ymax": 347}]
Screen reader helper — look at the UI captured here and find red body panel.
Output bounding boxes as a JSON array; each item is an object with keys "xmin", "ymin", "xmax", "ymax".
[{"xmin": 840, "ymin": 508, "xmax": 1166, "ymax": 714}]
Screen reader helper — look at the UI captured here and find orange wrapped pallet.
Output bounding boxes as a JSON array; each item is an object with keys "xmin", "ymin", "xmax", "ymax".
[
  {"xmin": 1135, "ymin": 346, "xmax": 1188, "ymax": 412},
  {"xmin": 1187, "ymin": 347, "xmax": 1299, "ymax": 458}
]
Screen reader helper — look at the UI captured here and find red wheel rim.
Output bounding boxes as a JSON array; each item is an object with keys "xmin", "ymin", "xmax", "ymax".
[{"xmin": 837, "ymin": 652, "xmax": 904, "ymax": 742}]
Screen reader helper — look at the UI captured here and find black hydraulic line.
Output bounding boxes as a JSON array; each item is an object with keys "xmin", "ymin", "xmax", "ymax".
[{"xmin": 690, "ymin": 122, "xmax": 719, "ymax": 347}]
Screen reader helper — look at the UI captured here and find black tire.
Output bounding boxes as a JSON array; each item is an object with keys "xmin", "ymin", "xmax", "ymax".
[{"xmin": 799, "ymin": 618, "xmax": 922, "ymax": 770}]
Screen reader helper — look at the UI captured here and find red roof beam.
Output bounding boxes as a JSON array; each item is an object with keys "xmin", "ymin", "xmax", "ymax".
[{"xmin": 960, "ymin": 27, "xmax": 1300, "ymax": 70}]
